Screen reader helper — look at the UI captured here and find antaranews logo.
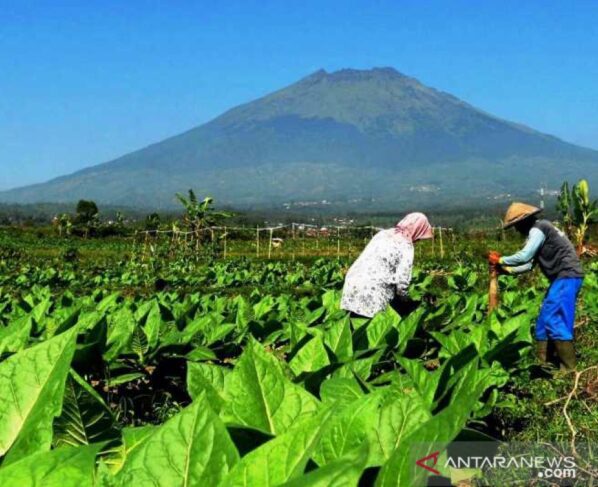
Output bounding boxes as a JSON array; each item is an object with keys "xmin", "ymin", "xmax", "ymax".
[
  {"xmin": 410, "ymin": 442, "xmax": 590, "ymax": 485},
  {"xmin": 415, "ymin": 451, "xmax": 441, "ymax": 476}
]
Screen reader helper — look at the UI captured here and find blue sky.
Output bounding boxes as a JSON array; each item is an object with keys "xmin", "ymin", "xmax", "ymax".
[{"xmin": 1, "ymin": 0, "xmax": 597, "ymax": 190}]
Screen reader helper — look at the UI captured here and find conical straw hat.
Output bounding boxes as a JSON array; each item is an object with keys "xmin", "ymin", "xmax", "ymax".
[{"xmin": 503, "ymin": 202, "xmax": 542, "ymax": 228}]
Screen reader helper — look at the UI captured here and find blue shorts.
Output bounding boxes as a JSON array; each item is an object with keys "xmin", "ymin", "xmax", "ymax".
[{"xmin": 536, "ymin": 278, "xmax": 583, "ymax": 341}]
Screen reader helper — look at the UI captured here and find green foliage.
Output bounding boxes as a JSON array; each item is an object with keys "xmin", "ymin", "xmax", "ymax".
[
  {"xmin": 0, "ymin": 443, "xmax": 104, "ymax": 486},
  {"xmin": 0, "ymin": 327, "xmax": 77, "ymax": 463},
  {"xmin": 557, "ymin": 178, "xmax": 598, "ymax": 251},
  {"xmin": 144, "ymin": 212, "xmax": 160, "ymax": 232},
  {"xmin": 557, "ymin": 181, "xmax": 572, "ymax": 231},
  {"xmin": 114, "ymin": 393, "xmax": 239, "ymax": 486},
  {"xmin": 175, "ymin": 190, "xmax": 233, "ymax": 235},
  {"xmin": 75, "ymin": 200, "xmax": 99, "ymax": 225},
  {"xmin": 53, "ymin": 370, "xmax": 119, "ymax": 448},
  {"xmin": 74, "ymin": 200, "xmax": 100, "ymax": 238},
  {"xmin": 284, "ymin": 445, "xmax": 369, "ymax": 487},
  {"xmin": 219, "ymin": 337, "xmax": 320, "ymax": 435},
  {"xmin": 0, "ymin": 241, "xmax": 595, "ymax": 484},
  {"xmin": 220, "ymin": 408, "xmax": 332, "ymax": 486}
]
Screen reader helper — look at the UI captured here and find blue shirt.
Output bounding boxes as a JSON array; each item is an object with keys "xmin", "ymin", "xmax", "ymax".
[{"xmin": 501, "ymin": 227, "xmax": 546, "ymax": 274}]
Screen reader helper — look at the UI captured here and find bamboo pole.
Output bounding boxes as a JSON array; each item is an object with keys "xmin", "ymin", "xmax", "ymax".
[
  {"xmin": 268, "ymin": 228, "xmax": 273, "ymax": 259},
  {"xmin": 143, "ymin": 232, "xmax": 149, "ymax": 260},
  {"xmin": 256, "ymin": 227, "xmax": 260, "ymax": 257},
  {"xmin": 302, "ymin": 229, "xmax": 305, "ymax": 257},
  {"xmin": 292, "ymin": 224, "xmax": 296, "ymax": 261},
  {"xmin": 439, "ymin": 227, "xmax": 444, "ymax": 259},
  {"xmin": 488, "ymin": 265, "xmax": 500, "ymax": 314},
  {"xmin": 223, "ymin": 227, "xmax": 227, "ymax": 259},
  {"xmin": 133, "ymin": 230, "xmax": 139, "ymax": 259},
  {"xmin": 337, "ymin": 227, "xmax": 340, "ymax": 257},
  {"xmin": 451, "ymin": 229, "xmax": 456, "ymax": 258}
]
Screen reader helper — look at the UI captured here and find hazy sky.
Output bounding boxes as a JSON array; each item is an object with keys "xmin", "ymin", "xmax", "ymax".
[{"xmin": 1, "ymin": 0, "xmax": 597, "ymax": 190}]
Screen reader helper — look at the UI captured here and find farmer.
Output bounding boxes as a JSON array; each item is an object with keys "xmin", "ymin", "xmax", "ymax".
[
  {"xmin": 489, "ymin": 202, "xmax": 583, "ymax": 370},
  {"xmin": 341, "ymin": 212, "xmax": 433, "ymax": 318}
]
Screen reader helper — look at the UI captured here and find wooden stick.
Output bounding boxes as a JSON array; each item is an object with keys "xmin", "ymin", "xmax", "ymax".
[
  {"xmin": 302, "ymin": 230, "xmax": 305, "ymax": 256},
  {"xmin": 488, "ymin": 265, "xmax": 500, "ymax": 313},
  {"xmin": 256, "ymin": 227, "xmax": 260, "ymax": 257}
]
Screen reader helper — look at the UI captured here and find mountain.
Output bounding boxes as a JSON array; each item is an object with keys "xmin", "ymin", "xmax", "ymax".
[{"xmin": 2, "ymin": 67, "xmax": 597, "ymax": 210}]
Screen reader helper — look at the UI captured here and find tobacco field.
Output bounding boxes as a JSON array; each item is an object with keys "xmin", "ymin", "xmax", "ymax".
[{"xmin": 0, "ymin": 235, "xmax": 596, "ymax": 486}]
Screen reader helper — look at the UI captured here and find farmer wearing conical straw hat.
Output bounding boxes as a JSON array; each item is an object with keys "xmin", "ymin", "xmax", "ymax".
[{"xmin": 489, "ymin": 202, "xmax": 584, "ymax": 370}]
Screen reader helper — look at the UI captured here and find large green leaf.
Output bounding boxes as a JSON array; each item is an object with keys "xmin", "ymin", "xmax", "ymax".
[
  {"xmin": 0, "ymin": 443, "xmax": 103, "ymax": 487},
  {"xmin": 333, "ymin": 349, "xmax": 383, "ymax": 382},
  {"xmin": 0, "ymin": 315, "xmax": 32, "ymax": 355},
  {"xmin": 281, "ymin": 444, "xmax": 368, "ymax": 487},
  {"xmin": 52, "ymin": 307, "xmax": 82, "ymax": 337},
  {"xmin": 316, "ymin": 384, "xmax": 431, "ymax": 467},
  {"xmin": 0, "ymin": 327, "xmax": 77, "ymax": 464},
  {"xmin": 321, "ymin": 289, "xmax": 342, "ymax": 314},
  {"xmin": 289, "ymin": 335, "xmax": 330, "ymax": 375},
  {"xmin": 233, "ymin": 295, "xmax": 253, "ymax": 330},
  {"xmin": 104, "ymin": 307, "xmax": 135, "ymax": 360},
  {"xmin": 375, "ymin": 360, "xmax": 487, "ymax": 487},
  {"xmin": 366, "ymin": 307, "xmax": 400, "ymax": 349},
  {"xmin": 370, "ymin": 389, "xmax": 432, "ymax": 464},
  {"xmin": 219, "ymin": 408, "xmax": 332, "ymax": 486},
  {"xmin": 396, "ymin": 357, "xmax": 441, "ymax": 408},
  {"xmin": 222, "ymin": 338, "xmax": 320, "ymax": 435},
  {"xmin": 140, "ymin": 299, "xmax": 162, "ymax": 351},
  {"xmin": 253, "ymin": 296, "xmax": 275, "ymax": 320},
  {"xmin": 114, "ymin": 392, "xmax": 239, "ymax": 486},
  {"xmin": 323, "ymin": 317, "xmax": 353, "ymax": 362},
  {"xmin": 130, "ymin": 326, "xmax": 148, "ymax": 363},
  {"xmin": 319, "ymin": 377, "xmax": 364, "ymax": 406},
  {"xmin": 160, "ymin": 315, "xmax": 211, "ymax": 348},
  {"xmin": 313, "ymin": 392, "xmax": 382, "ymax": 466},
  {"xmin": 30, "ymin": 295, "xmax": 52, "ymax": 334},
  {"xmin": 53, "ymin": 370, "xmax": 119, "ymax": 448},
  {"xmin": 97, "ymin": 292, "xmax": 121, "ymax": 312},
  {"xmin": 186, "ymin": 362, "xmax": 230, "ymax": 412},
  {"xmin": 395, "ymin": 308, "xmax": 425, "ymax": 355},
  {"xmin": 100, "ymin": 425, "xmax": 156, "ymax": 474}
]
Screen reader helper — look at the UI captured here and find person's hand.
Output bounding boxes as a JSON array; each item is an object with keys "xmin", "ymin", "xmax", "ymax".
[{"xmin": 488, "ymin": 251, "xmax": 501, "ymax": 266}]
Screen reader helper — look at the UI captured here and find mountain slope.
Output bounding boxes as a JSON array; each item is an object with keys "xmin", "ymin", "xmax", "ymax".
[{"xmin": 2, "ymin": 67, "xmax": 597, "ymax": 209}]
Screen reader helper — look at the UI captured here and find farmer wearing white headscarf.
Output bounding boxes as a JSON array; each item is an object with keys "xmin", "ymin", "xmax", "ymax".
[{"xmin": 341, "ymin": 213, "xmax": 434, "ymax": 318}]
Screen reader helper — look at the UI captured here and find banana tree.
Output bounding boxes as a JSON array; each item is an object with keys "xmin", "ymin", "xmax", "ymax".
[
  {"xmin": 144, "ymin": 213, "xmax": 161, "ymax": 233},
  {"xmin": 572, "ymin": 179, "xmax": 598, "ymax": 255},
  {"xmin": 53, "ymin": 213, "xmax": 73, "ymax": 237},
  {"xmin": 175, "ymin": 190, "xmax": 233, "ymax": 241},
  {"xmin": 556, "ymin": 181, "xmax": 573, "ymax": 238},
  {"xmin": 557, "ymin": 179, "xmax": 597, "ymax": 255}
]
